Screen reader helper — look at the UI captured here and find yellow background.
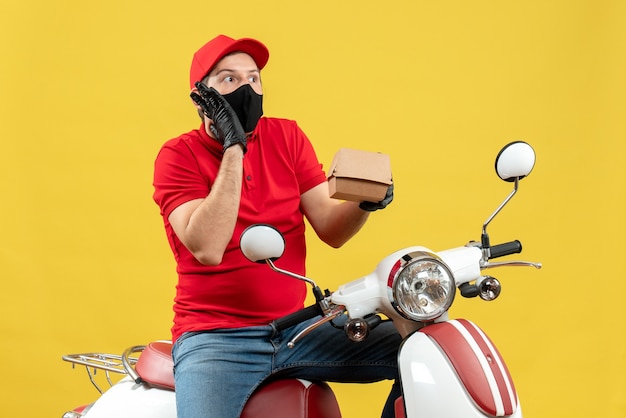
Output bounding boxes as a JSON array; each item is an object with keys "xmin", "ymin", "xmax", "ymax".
[{"xmin": 1, "ymin": 0, "xmax": 625, "ymax": 416}]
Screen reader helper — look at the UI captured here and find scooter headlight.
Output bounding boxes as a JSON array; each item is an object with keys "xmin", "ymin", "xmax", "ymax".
[{"xmin": 388, "ymin": 251, "xmax": 456, "ymax": 321}]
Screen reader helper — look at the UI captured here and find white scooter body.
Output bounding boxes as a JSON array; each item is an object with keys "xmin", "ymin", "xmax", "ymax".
[
  {"xmin": 79, "ymin": 378, "xmax": 176, "ymax": 418},
  {"xmin": 331, "ymin": 245, "xmax": 522, "ymax": 418},
  {"xmin": 398, "ymin": 321, "xmax": 521, "ymax": 417}
]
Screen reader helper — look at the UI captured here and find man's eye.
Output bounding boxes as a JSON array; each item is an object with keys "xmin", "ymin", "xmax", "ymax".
[
  {"xmin": 248, "ymin": 76, "xmax": 257, "ymax": 83},
  {"xmin": 224, "ymin": 76, "xmax": 234, "ymax": 82}
]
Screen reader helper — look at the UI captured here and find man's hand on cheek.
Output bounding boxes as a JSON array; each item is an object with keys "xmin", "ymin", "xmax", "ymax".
[{"xmin": 190, "ymin": 82, "xmax": 247, "ymax": 153}]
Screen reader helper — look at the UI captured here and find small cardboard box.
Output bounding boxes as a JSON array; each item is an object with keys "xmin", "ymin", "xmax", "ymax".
[{"xmin": 327, "ymin": 148, "xmax": 392, "ymax": 202}]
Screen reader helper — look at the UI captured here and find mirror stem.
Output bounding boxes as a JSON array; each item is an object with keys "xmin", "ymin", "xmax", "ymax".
[
  {"xmin": 481, "ymin": 177, "xmax": 519, "ymax": 259},
  {"xmin": 266, "ymin": 259, "xmax": 318, "ymax": 288},
  {"xmin": 482, "ymin": 177, "xmax": 519, "ymax": 237}
]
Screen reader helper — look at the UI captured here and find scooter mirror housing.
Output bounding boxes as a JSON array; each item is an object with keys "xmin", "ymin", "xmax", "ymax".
[
  {"xmin": 495, "ymin": 141, "xmax": 536, "ymax": 182},
  {"xmin": 240, "ymin": 224, "xmax": 285, "ymax": 263}
]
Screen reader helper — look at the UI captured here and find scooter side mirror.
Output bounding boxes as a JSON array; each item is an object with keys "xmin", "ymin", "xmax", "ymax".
[
  {"xmin": 240, "ymin": 224, "xmax": 285, "ymax": 263},
  {"xmin": 482, "ymin": 141, "xmax": 537, "ymax": 250},
  {"xmin": 495, "ymin": 141, "xmax": 536, "ymax": 182}
]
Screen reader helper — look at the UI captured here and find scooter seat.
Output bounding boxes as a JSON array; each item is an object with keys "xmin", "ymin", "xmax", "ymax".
[
  {"xmin": 135, "ymin": 341, "xmax": 175, "ymax": 390},
  {"xmin": 135, "ymin": 341, "xmax": 342, "ymax": 418},
  {"xmin": 242, "ymin": 379, "xmax": 341, "ymax": 418}
]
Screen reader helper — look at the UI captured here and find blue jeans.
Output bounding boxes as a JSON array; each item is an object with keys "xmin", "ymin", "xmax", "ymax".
[{"xmin": 171, "ymin": 317, "xmax": 401, "ymax": 418}]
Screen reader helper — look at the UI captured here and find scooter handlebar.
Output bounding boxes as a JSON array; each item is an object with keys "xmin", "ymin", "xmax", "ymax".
[
  {"xmin": 272, "ymin": 304, "xmax": 321, "ymax": 331},
  {"xmin": 490, "ymin": 240, "xmax": 522, "ymax": 259}
]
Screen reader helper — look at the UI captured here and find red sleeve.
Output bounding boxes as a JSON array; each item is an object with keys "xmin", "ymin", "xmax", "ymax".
[
  {"xmin": 152, "ymin": 135, "xmax": 212, "ymax": 219},
  {"xmin": 290, "ymin": 122, "xmax": 327, "ymax": 194}
]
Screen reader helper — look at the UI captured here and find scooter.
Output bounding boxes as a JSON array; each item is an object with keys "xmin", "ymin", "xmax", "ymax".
[{"xmin": 62, "ymin": 141, "xmax": 541, "ymax": 418}]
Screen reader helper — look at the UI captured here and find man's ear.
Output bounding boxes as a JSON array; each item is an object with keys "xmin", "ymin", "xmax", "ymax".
[
  {"xmin": 190, "ymin": 87, "xmax": 204, "ymax": 112},
  {"xmin": 190, "ymin": 91, "xmax": 205, "ymax": 121},
  {"xmin": 190, "ymin": 91, "xmax": 201, "ymax": 107}
]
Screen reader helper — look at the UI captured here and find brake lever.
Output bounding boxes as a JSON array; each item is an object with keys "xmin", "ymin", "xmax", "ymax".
[
  {"xmin": 482, "ymin": 260, "xmax": 542, "ymax": 269},
  {"xmin": 287, "ymin": 305, "xmax": 346, "ymax": 348}
]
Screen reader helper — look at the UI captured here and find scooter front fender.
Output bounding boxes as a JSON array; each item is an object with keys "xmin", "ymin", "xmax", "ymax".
[
  {"xmin": 82, "ymin": 377, "xmax": 176, "ymax": 418},
  {"xmin": 398, "ymin": 319, "xmax": 521, "ymax": 417}
]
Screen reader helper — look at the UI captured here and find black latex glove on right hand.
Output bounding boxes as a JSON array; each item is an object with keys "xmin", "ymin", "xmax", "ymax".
[
  {"xmin": 359, "ymin": 183, "xmax": 394, "ymax": 212},
  {"xmin": 190, "ymin": 82, "xmax": 247, "ymax": 153}
]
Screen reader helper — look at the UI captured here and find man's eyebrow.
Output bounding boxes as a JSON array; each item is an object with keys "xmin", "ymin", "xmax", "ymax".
[{"xmin": 213, "ymin": 68, "xmax": 260, "ymax": 76}]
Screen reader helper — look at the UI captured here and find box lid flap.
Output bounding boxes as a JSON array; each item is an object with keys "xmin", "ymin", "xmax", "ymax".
[{"xmin": 328, "ymin": 148, "xmax": 392, "ymax": 184}]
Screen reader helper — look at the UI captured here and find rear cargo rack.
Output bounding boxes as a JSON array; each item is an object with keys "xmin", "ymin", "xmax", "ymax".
[{"xmin": 62, "ymin": 347, "xmax": 143, "ymax": 394}]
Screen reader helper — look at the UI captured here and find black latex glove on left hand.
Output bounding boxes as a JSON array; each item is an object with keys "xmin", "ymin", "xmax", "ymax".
[
  {"xmin": 359, "ymin": 183, "xmax": 394, "ymax": 212},
  {"xmin": 190, "ymin": 82, "xmax": 247, "ymax": 153}
]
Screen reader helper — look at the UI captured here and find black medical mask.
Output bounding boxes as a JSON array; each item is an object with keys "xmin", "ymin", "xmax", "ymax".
[{"xmin": 222, "ymin": 84, "xmax": 263, "ymax": 133}]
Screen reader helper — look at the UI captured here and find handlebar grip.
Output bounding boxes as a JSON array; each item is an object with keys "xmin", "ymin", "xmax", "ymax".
[
  {"xmin": 272, "ymin": 304, "xmax": 321, "ymax": 331},
  {"xmin": 490, "ymin": 240, "xmax": 522, "ymax": 259}
]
